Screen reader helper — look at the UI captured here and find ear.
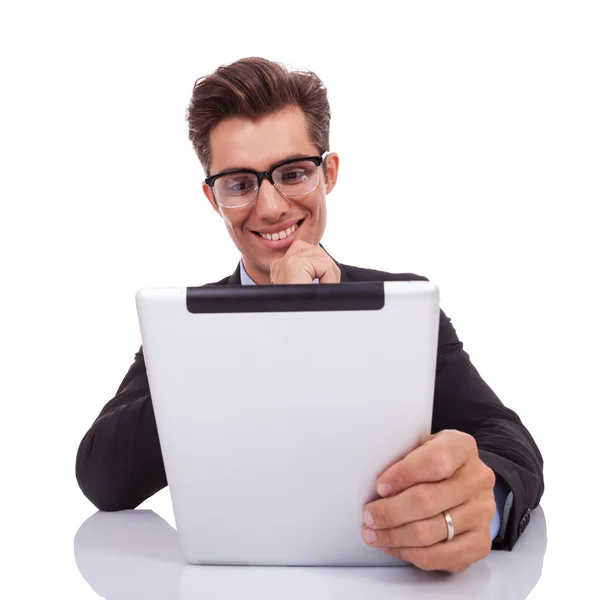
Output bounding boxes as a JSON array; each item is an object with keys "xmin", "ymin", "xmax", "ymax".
[
  {"xmin": 324, "ymin": 152, "xmax": 339, "ymax": 194},
  {"xmin": 202, "ymin": 182, "xmax": 222, "ymax": 217}
]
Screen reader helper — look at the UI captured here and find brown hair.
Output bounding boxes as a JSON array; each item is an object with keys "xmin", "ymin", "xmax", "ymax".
[{"xmin": 186, "ymin": 57, "xmax": 331, "ymax": 176}]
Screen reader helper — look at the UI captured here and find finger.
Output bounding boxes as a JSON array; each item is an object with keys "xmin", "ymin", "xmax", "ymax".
[
  {"xmin": 270, "ymin": 253, "xmax": 317, "ymax": 284},
  {"xmin": 382, "ymin": 529, "xmax": 493, "ymax": 573},
  {"xmin": 364, "ymin": 466, "xmax": 474, "ymax": 529},
  {"xmin": 316, "ymin": 259, "xmax": 340, "ymax": 284},
  {"xmin": 283, "ymin": 239, "xmax": 316, "ymax": 256},
  {"xmin": 300, "ymin": 248, "xmax": 340, "ymax": 283},
  {"xmin": 292, "ymin": 255, "xmax": 339, "ymax": 283},
  {"xmin": 363, "ymin": 496, "xmax": 486, "ymax": 548},
  {"xmin": 284, "ymin": 240, "xmax": 335, "ymax": 264},
  {"xmin": 376, "ymin": 430, "xmax": 477, "ymax": 497}
]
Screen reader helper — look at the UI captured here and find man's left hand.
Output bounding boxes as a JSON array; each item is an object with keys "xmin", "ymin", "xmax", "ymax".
[
  {"xmin": 362, "ymin": 429, "xmax": 497, "ymax": 573},
  {"xmin": 270, "ymin": 240, "xmax": 341, "ymax": 284}
]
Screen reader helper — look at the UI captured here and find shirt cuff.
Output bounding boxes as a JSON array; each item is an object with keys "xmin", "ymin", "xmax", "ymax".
[{"xmin": 490, "ymin": 478, "xmax": 512, "ymax": 542}]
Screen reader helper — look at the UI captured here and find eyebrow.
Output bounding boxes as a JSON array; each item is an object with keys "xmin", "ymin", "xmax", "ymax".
[{"xmin": 214, "ymin": 153, "xmax": 313, "ymax": 175}]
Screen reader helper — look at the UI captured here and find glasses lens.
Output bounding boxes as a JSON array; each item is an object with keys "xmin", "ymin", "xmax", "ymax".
[
  {"xmin": 273, "ymin": 160, "xmax": 319, "ymax": 196},
  {"xmin": 214, "ymin": 173, "xmax": 258, "ymax": 207}
]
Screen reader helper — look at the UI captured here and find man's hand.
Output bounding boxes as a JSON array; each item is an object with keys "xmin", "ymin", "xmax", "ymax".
[
  {"xmin": 362, "ymin": 430, "xmax": 497, "ymax": 573},
  {"xmin": 270, "ymin": 240, "xmax": 341, "ymax": 284}
]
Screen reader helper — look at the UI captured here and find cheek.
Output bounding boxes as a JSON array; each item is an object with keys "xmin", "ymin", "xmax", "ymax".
[
  {"xmin": 305, "ymin": 189, "xmax": 327, "ymax": 217},
  {"xmin": 223, "ymin": 209, "xmax": 251, "ymax": 234}
]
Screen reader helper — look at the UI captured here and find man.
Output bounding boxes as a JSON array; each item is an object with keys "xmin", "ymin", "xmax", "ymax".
[{"xmin": 76, "ymin": 57, "xmax": 543, "ymax": 573}]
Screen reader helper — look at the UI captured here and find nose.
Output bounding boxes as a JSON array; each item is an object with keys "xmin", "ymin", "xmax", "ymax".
[{"xmin": 253, "ymin": 179, "xmax": 290, "ymax": 222}]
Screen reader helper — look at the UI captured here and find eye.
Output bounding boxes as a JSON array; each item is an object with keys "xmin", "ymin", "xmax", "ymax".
[
  {"xmin": 281, "ymin": 169, "xmax": 308, "ymax": 183},
  {"xmin": 223, "ymin": 174, "xmax": 256, "ymax": 195},
  {"xmin": 277, "ymin": 166, "xmax": 311, "ymax": 185}
]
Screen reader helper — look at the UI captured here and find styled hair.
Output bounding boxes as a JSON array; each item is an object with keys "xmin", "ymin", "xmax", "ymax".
[{"xmin": 186, "ymin": 57, "xmax": 331, "ymax": 176}]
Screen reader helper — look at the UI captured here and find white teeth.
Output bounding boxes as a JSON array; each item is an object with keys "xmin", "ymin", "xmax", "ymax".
[{"xmin": 259, "ymin": 222, "xmax": 300, "ymax": 241}]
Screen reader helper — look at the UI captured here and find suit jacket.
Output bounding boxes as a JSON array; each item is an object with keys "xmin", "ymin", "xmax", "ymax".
[{"xmin": 75, "ymin": 260, "xmax": 544, "ymax": 551}]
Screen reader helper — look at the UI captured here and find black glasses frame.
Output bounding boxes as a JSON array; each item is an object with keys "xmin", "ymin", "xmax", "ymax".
[{"xmin": 205, "ymin": 152, "xmax": 327, "ymax": 189}]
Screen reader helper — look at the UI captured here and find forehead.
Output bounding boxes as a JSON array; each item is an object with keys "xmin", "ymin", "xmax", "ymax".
[{"xmin": 209, "ymin": 106, "xmax": 318, "ymax": 173}]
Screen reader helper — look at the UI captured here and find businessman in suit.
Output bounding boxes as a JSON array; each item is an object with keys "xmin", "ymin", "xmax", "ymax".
[{"xmin": 76, "ymin": 57, "xmax": 543, "ymax": 573}]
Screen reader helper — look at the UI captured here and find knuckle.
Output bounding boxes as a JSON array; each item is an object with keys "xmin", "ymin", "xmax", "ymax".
[
  {"xmin": 412, "ymin": 550, "xmax": 435, "ymax": 571},
  {"xmin": 463, "ymin": 432, "xmax": 478, "ymax": 453},
  {"xmin": 427, "ymin": 449, "xmax": 453, "ymax": 480},
  {"xmin": 479, "ymin": 464, "xmax": 496, "ymax": 490},
  {"xmin": 476, "ymin": 491, "xmax": 496, "ymax": 523},
  {"xmin": 485, "ymin": 495, "xmax": 497, "ymax": 521},
  {"xmin": 414, "ymin": 486, "xmax": 438, "ymax": 515},
  {"xmin": 392, "ymin": 467, "xmax": 413, "ymax": 491},
  {"xmin": 446, "ymin": 428, "xmax": 473, "ymax": 446}
]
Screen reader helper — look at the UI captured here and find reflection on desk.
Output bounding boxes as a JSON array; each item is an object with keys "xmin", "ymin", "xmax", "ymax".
[{"xmin": 74, "ymin": 507, "xmax": 546, "ymax": 599}]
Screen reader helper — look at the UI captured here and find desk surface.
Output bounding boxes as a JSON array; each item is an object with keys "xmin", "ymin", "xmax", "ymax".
[
  {"xmin": 7, "ymin": 409, "xmax": 595, "ymax": 600},
  {"xmin": 5, "ymin": 444, "xmax": 594, "ymax": 599},
  {"xmin": 72, "ymin": 506, "xmax": 548, "ymax": 599}
]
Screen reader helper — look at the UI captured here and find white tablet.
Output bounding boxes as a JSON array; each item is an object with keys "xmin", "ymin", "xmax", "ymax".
[{"xmin": 135, "ymin": 280, "xmax": 440, "ymax": 566}]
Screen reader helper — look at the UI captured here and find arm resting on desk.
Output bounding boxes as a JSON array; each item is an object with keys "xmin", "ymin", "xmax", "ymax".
[
  {"xmin": 75, "ymin": 347, "xmax": 166, "ymax": 511},
  {"xmin": 431, "ymin": 310, "xmax": 544, "ymax": 550}
]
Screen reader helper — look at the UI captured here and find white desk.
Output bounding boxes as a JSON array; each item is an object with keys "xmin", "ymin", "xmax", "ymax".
[{"xmin": 73, "ymin": 506, "xmax": 547, "ymax": 599}]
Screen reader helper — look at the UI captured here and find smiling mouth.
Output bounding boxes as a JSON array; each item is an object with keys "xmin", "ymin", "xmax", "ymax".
[{"xmin": 252, "ymin": 219, "xmax": 304, "ymax": 241}]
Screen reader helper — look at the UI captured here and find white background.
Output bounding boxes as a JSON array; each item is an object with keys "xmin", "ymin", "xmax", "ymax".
[{"xmin": 1, "ymin": 1, "xmax": 598, "ymax": 598}]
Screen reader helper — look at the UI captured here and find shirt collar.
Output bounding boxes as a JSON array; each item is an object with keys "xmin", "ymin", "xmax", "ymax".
[{"xmin": 239, "ymin": 259, "xmax": 256, "ymax": 286}]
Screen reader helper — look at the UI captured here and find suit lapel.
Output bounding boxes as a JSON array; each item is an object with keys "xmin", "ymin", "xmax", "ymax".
[
  {"xmin": 320, "ymin": 244, "xmax": 349, "ymax": 282},
  {"xmin": 226, "ymin": 263, "xmax": 242, "ymax": 286},
  {"xmin": 338, "ymin": 261, "xmax": 349, "ymax": 282}
]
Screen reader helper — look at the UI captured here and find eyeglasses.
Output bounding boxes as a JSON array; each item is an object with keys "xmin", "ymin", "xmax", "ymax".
[{"xmin": 205, "ymin": 151, "xmax": 329, "ymax": 208}]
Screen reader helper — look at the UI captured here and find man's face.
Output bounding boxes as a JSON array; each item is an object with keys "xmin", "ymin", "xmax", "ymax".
[{"xmin": 202, "ymin": 106, "xmax": 339, "ymax": 283}]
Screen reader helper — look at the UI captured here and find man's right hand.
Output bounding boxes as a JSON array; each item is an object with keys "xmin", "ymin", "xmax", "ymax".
[{"xmin": 270, "ymin": 240, "xmax": 341, "ymax": 284}]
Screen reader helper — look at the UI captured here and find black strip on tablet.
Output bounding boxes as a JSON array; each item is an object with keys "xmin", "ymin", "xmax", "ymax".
[{"xmin": 186, "ymin": 283, "xmax": 385, "ymax": 314}]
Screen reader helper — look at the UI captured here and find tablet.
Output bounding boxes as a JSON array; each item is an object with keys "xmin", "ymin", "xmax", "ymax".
[{"xmin": 135, "ymin": 281, "xmax": 440, "ymax": 566}]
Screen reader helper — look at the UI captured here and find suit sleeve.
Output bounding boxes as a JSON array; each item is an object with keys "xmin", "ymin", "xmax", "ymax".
[
  {"xmin": 431, "ymin": 310, "xmax": 544, "ymax": 550},
  {"xmin": 75, "ymin": 347, "xmax": 167, "ymax": 511}
]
